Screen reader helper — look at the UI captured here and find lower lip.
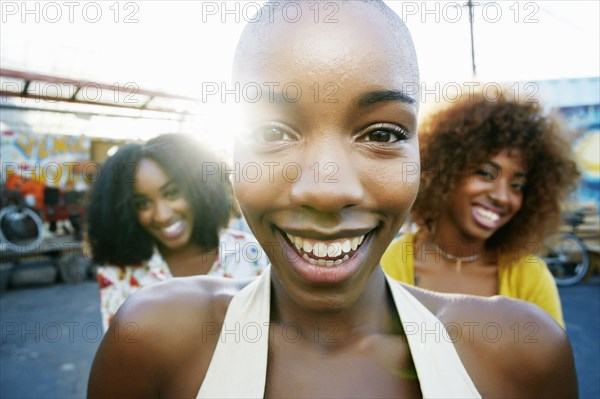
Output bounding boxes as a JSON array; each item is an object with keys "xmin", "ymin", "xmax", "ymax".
[
  {"xmin": 275, "ymin": 229, "xmax": 371, "ymax": 285},
  {"xmin": 471, "ymin": 206, "xmax": 501, "ymax": 230}
]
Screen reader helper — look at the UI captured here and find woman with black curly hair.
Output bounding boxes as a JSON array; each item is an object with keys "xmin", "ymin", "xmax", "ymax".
[
  {"xmin": 86, "ymin": 134, "xmax": 268, "ymax": 331},
  {"xmin": 381, "ymin": 91, "xmax": 580, "ymax": 328}
]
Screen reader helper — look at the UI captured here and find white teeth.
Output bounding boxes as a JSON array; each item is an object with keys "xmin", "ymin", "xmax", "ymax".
[
  {"xmin": 314, "ymin": 242, "xmax": 328, "ymax": 258},
  {"xmin": 475, "ymin": 207, "xmax": 500, "ymax": 222},
  {"xmin": 285, "ymin": 232, "xmax": 367, "ymax": 265},
  {"xmin": 327, "ymin": 243, "xmax": 342, "ymax": 257},
  {"xmin": 303, "ymin": 240, "xmax": 313, "ymax": 253},
  {"xmin": 341, "ymin": 239, "xmax": 351, "ymax": 253},
  {"xmin": 163, "ymin": 220, "xmax": 182, "ymax": 234},
  {"xmin": 303, "ymin": 253, "xmax": 317, "ymax": 265}
]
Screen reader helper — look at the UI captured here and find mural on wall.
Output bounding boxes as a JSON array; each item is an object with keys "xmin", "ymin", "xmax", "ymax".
[
  {"xmin": 1, "ymin": 131, "xmax": 93, "ymax": 189},
  {"xmin": 557, "ymin": 104, "xmax": 600, "ymax": 212}
]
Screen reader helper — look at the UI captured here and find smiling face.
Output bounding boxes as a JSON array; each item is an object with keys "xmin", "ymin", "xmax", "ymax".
[
  {"xmin": 440, "ymin": 149, "xmax": 527, "ymax": 243},
  {"xmin": 133, "ymin": 158, "xmax": 195, "ymax": 253},
  {"xmin": 232, "ymin": 3, "xmax": 420, "ymax": 310}
]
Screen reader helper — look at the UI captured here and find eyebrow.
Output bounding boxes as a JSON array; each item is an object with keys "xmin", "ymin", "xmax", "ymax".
[
  {"xmin": 159, "ymin": 179, "xmax": 177, "ymax": 191},
  {"xmin": 264, "ymin": 89, "xmax": 416, "ymax": 106},
  {"xmin": 514, "ymin": 172, "xmax": 527, "ymax": 179},
  {"xmin": 132, "ymin": 179, "xmax": 177, "ymax": 198},
  {"xmin": 357, "ymin": 90, "xmax": 416, "ymax": 107}
]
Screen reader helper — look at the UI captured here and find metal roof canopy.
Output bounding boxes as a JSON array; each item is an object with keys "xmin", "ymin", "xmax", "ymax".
[{"xmin": 0, "ymin": 68, "xmax": 202, "ymax": 116}]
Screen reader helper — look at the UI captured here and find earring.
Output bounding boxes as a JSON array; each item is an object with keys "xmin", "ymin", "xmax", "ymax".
[{"xmin": 430, "ymin": 220, "xmax": 437, "ymax": 236}]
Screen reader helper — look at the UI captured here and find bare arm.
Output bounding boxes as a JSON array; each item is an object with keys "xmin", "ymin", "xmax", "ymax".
[
  {"xmin": 406, "ymin": 286, "xmax": 578, "ymax": 397},
  {"xmin": 87, "ymin": 276, "xmax": 244, "ymax": 398},
  {"xmin": 489, "ymin": 297, "xmax": 577, "ymax": 398},
  {"xmin": 521, "ymin": 330, "xmax": 578, "ymax": 398},
  {"xmin": 464, "ymin": 297, "xmax": 578, "ymax": 397},
  {"xmin": 87, "ymin": 282, "xmax": 182, "ymax": 399}
]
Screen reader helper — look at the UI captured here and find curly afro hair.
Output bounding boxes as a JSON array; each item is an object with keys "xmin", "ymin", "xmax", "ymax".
[{"xmin": 414, "ymin": 91, "xmax": 580, "ymax": 254}]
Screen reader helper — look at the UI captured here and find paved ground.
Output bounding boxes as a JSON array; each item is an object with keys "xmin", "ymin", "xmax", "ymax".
[
  {"xmin": 1, "ymin": 274, "xmax": 599, "ymax": 398},
  {"xmin": 560, "ymin": 276, "xmax": 600, "ymax": 399},
  {"xmin": 1, "ymin": 280, "xmax": 100, "ymax": 399}
]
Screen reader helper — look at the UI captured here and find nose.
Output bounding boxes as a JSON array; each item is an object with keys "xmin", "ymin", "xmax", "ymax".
[
  {"xmin": 289, "ymin": 142, "xmax": 363, "ymax": 213},
  {"xmin": 152, "ymin": 199, "xmax": 173, "ymax": 224},
  {"xmin": 488, "ymin": 179, "xmax": 510, "ymax": 206}
]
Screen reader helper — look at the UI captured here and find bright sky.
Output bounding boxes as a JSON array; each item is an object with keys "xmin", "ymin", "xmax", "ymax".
[
  {"xmin": 395, "ymin": 1, "xmax": 600, "ymax": 82},
  {"xmin": 1, "ymin": 1, "xmax": 599, "ymax": 152}
]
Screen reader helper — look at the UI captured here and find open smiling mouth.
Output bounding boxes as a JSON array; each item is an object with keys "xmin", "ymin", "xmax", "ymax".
[
  {"xmin": 157, "ymin": 219, "xmax": 186, "ymax": 239},
  {"xmin": 283, "ymin": 232, "xmax": 369, "ymax": 267},
  {"xmin": 472, "ymin": 204, "xmax": 504, "ymax": 229}
]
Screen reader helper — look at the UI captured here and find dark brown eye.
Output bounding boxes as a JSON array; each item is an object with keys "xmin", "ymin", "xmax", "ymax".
[
  {"xmin": 475, "ymin": 164, "xmax": 499, "ymax": 181},
  {"xmin": 366, "ymin": 130, "xmax": 397, "ymax": 143},
  {"xmin": 251, "ymin": 122, "xmax": 295, "ymax": 143},
  {"xmin": 164, "ymin": 187, "xmax": 180, "ymax": 199},
  {"xmin": 360, "ymin": 123, "xmax": 409, "ymax": 144},
  {"xmin": 262, "ymin": 127, "xmax": 287, "ymax": 141},
  {"xmin": 134, "ymin": 198, "xmax": 151, "ymax": 211},
  {"xmin": 511, "ymin": 180, "xmax": 526, "ymax": 192}
]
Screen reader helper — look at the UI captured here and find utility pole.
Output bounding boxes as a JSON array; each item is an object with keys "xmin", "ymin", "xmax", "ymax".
[{"xmin": 466, "ymin": 0, "xmax": 477, "ymax": 79}]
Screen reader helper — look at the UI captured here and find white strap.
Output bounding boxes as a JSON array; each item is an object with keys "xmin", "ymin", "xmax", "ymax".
[
  {"xmin": 198, "ymin": 267, "xmax": 480, "ymax": 398},
  {"xmin": 385, "ymin": 274, "xmax": 481, "ymax": 398},
  {"xmin": 197, "ymin": 267, "xmax": 271, "ymax": 398}
]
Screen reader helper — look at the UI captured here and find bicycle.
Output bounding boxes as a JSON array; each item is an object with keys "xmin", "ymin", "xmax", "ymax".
[{"xmin": 542, "ymin": 209, "xmax": 590, "ymax": 286}]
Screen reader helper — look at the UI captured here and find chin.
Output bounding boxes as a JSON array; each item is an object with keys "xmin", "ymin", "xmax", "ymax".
[{"xmin": 158, "ymin": 236, "xmax": 191, "ymax": 252}]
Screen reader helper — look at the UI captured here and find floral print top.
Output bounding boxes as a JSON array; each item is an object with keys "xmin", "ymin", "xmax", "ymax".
[{"xmin": 97, "ymin": 229, "xmax": 269, "ymax": 331}]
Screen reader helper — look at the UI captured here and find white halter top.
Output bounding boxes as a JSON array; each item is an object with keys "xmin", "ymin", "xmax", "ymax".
[{"xmin": 197, "ymin": 267, "xmax": 481, "ymax": 398}]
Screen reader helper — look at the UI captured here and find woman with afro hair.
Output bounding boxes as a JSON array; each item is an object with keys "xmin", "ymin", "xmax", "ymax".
[{"xmin": 381, "ymin": 91, "xmax": 580, "ymax": 328}]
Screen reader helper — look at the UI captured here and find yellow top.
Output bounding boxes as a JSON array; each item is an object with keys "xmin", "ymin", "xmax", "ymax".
[{"xmin": 381, "ymin": 233, "xmax": 565, "ymax": 329}]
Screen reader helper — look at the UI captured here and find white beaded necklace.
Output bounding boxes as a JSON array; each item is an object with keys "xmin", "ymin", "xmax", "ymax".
[{"xmin": 432, "ymin": 242, "xmax": 481, "ymax": 273}]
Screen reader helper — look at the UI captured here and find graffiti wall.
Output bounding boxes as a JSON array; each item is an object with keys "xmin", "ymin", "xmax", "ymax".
[
  {"xmin": 558, "ymin": 104, "xmax": 600, "ymax": 212},
  {"xmin": 1, "ymin": 131, "xmax": 93, "ymax": 189}
]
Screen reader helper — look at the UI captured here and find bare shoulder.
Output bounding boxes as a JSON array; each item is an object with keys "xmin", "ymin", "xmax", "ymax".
[
  {"xmin": 88, "ymin": 276, "xmax": 252, "ymax": 398},
  {"xmin": 402, "ymin": 284, "xmax": 578, "ymax": 398},
  {"xmin": 118, "ymin": 275, "xmax": 250, "ymax": 333}
]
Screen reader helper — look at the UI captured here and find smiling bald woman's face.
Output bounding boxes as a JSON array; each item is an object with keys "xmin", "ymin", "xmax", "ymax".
[{"xmin": 233, "ymin": 1, "xmax": 421, "ymax": 311}]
